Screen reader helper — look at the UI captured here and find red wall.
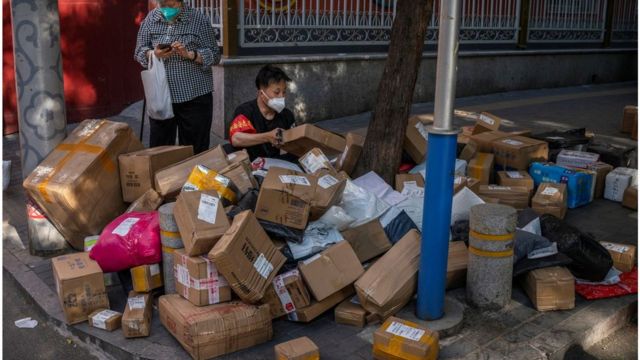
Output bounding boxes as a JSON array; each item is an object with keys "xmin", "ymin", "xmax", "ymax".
[{"xmin": 3, "ymin": 0, "xmax": 148, "ymax": 135}]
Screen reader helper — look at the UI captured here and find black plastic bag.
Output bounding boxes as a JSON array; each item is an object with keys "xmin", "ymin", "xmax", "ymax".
[
  {"xmin": 587, "ymin": 141, "xmax": 636, "ymax": 168},
  {"xmin": 227, "ymin": 189, "xmax": 259, "ymax": 219},
  {"xmin": 513, "ymin": 230, "xmax": 553, "ymax": 263},
  {"xmin": 450, "ymin": 220, "xmax": 470, "ymax": 243},
  {"xmin": 513, "ymin": 253, "xmax": 573, "ymax": 278},
  {"xmin": 384, "ymin": 210, "xmax": 418, "ymax": 244},
  {"xmin": 539, "ymin": 214, "xmax": 613, "ymax": 281},
  {"xmin": 258, "ymin": 220, "xmax": 305, "ymax": 244}
]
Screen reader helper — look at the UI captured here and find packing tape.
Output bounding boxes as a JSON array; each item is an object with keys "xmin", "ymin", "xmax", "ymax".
[
  {"xmin": 131, "ymin": 267, "xmax": 149, "ymax": 291},
  {"xmin": 160, "ymin": 230, "xmax": 181, "ymax": 238},
  {"xmin": 162, "ymin": 245, "xmax": 177, "ymax": 253},
  {"xmin": 468, "ymin": 245, "xmax": 514, "ymax": 258},
  {"xmin": 37, "ymin": 120, "xmax": 115, "ymax": 203},
  {"xmin": 203, "ymin": 256, "xmax": 219, "ymax": 304},
  {"xmin": 273, "ymin": 274, "xmax": 296, "ymax": 314},
  {"xmin": 373, "ymin": 333, "xmax": 438, "ymax": 360},
  {"xmin": 469, "ymin": 230, "xmax": 514, "ymax": 242}
]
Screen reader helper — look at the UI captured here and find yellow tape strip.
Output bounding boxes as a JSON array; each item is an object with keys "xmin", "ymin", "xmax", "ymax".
[
  {"xmin": 162, "ymin": 246, "xmax": 177, "ymax": 254},
  {"xmin": 160, "ymin": 230, "xmax": 181, "ymax": 238},
  {"xmin": 469, "ymin": 230, "xmax": 514, "ymax": 242},
  {"xmin": 468, "ymin": 245, "xmax": 514, "ymax": 258}
]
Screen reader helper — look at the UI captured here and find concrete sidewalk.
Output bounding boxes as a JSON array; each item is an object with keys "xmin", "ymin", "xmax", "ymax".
[{"xmin": 3, "ymin": 82, "xmax": 638, "ymax": 360}]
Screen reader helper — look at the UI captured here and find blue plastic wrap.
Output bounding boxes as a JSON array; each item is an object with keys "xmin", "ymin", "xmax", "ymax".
[{"xmin": 529, "ymin": 162, "xmax": 595, "ymax": 208}]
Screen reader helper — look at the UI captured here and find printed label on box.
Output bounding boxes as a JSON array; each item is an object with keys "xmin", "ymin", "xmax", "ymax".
[
  {"xmin": 279, "ymin": 175, "xmax": 311, "ymax": 186},
  {"xmin": 507, "ymin": 171, "xmax": 523, "ymax": 179},
  {"xmin": 479, "ymin": 114, "xmax": 495, "ymax": 126},
  {"xmin": 92, "ymin": 310, "xmax": 119, "ymax": 330},
  {"xmin": 197, "ymin": 194, "xmax": 219, "ymax": 224},
  {"xmin": 404, "ymin": 180, "xmax": 419, "ymax": 187},
  {"xmin": 149, "ymin": 264, "xmax": 160, "ymax": 276},
  {"xmin": 601, "ymin": 242, "xmax": 630, "ymax": 254},
  {"xmin": 385, "ymin": 321, "xmax": 426, "ymax": 342},
  {"xmin": 112, "ymin": 218, "xmax": 140, "ymax": 236},
  {"xmin": 541, "ymin": 187, "xmax": 559, "ymax": 196},
  {"xmin": 318, "ymin": 174, "xmax": 339, "ymax": 189},
  {"xmin": 274, "ymin": 275, "xmax": 296, "ymax": 314},
  {"xmin": 302, "ymin": 253, "xmax": 321, "ymax": 265},
  {"xmin": 127, "ymin": 296, "xmax": 146, "ymax": 310},
  {"xmin": 301, "ymin": 153, "xmax": 325, "ymax": 174},
  {"xmin": 253, "ymin": 253, "xmax": 274, "ymax": 279},
  {"xmin": 502, "ymin": 139, "xmax": 524, "ymax": 146}
]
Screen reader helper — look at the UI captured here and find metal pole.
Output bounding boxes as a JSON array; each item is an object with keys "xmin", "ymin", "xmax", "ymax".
[{"xmin": 416, "ymin": 0, "xmax": 461, "ymax": 320}]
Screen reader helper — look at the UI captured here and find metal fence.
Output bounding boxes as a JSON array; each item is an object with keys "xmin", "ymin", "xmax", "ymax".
[
  {"xmin": 612, "ymin": 0, "xmax": 638, "ymax": 41},
  {"xmin": 528, "ymin": 0, "xmax": 607, "ymax": 42},
  {"xmin": 186, "ymin": 0, "xmax": 224, "ymax": 46}
]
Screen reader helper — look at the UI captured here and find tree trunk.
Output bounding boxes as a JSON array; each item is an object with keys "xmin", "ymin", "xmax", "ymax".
[{"xmin": 353, "ymin": 0, "xmax": 433, "ymax": 184}]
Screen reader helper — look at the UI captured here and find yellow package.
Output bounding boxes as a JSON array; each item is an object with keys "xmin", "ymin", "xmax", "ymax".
[
  {"xmin": 182, "ymin": 165, "xmax": 237, "ymax": 205},
  {"xmin": 372, "ymin": 316, "xmax": 438, "ymax": 360}
]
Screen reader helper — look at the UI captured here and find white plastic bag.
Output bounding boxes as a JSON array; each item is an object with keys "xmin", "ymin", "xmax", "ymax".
[
  {"xmin": 141, "ymin": 52, "xmax": 173, "ymax": 120},
  {"xmin": 340, "ymin": 180, "xmax": 390, "ymax": 227},
  {"xmin": 288, "ymin": 224, "xmax": 344, "ymax": 260}
]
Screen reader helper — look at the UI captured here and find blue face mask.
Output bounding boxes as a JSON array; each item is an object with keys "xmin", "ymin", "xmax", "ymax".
[{"xmin": 160, "ymin": 7, "xmax": 180, "ymax": 22}]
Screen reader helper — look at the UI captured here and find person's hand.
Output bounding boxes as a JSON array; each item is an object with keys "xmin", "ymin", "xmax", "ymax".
[
  {"xmin": 171, "ymin": 41, "xmax": 192, "ymax": 60},
  {"xmin": 265, "ymin": 128, "xmax": 283, "ymax": 147},
  {"xmin": 153, "ymin": 45, "xmax": 173, "ymax": 59}
]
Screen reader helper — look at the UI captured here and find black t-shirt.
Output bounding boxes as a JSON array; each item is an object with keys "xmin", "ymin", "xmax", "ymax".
[{"xmin": 229, "ymin": 99, "xmax": 295, "ymax": 160}]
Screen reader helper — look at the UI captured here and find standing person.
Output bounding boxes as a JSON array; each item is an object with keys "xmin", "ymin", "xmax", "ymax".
[
  {"xmin": 227, "ymin": 65, "xmax": 297, "ymax": 161},
  {"xmin": 134, "ymin": 0, "xmax": 220, "ymax": 154}
]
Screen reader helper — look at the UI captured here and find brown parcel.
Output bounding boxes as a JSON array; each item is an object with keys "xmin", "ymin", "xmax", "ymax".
[
  {"xmin": 600, "ymin": 242, "xmax": 637, "ymax": 273},
  {"xmin": 118, "ymin": 145, "xmax": 193, "ymax": 202},
  {"xmin": 310, "ymin": 170, "xmax": 347, "ymax": 220},
  {"xmin": 623, "ymin": 185, "xmax": 638, "ymax": 210},
  {"xmin": 299, "ymin": 148, "xmax": 337, "ymax": 175},
  {"xmin": 588, "ymin": 162, "xmax": 614, "ymax": 199},
  {"xmin": 478, "ymin": 185, "xmax": 530, "ymax": 210},
  {"xmin": 453, "ymin": 176, "xmax": 468, "ymax": 194},
  {"xmin": 471, "ymin": 112, "xmax": 502, "ymax": 135},
  {"xmin": 274, "ymin": 337, "xmax": 320, "ymax": 360},
  {"xmin": 622, "ymin": 105, "xmax": 637, "ymax": 133},
  {"xmin": 287, "ymin": 285, "xmax": 355, "ymax": 322},
  {"xmin": 469, "ymin": 130, "xmax": 509, "ymax": 153},
  {"xmin": 122, "ymin": 291, "xmax": 153, "ymax": 338},
  {"xmin": 174, "ymin": 190, "xmax": 231, "ymax": 256},
  {"xmin": 125, "ymin": 188, "xmax": 163, "ymax": 213},
  {"xmin": 208, "ymin": 210, "xmax": 286, "ymax": 303},
  {"xmin": 447, "ymin": 241, "xmax": 468, "ymax": 290},
  {"xmin": 131, "ymin": 263, "xmax": 163, "ymax": 293},
  {"xmin": 532, "ymin": 183, "xmax": 568, "ymax": 219},
  {"xmin": 282, "ymin": 124, "xmax": 346, "ymax": 157},
  {"xmin": 219, "ymin": 161, "xmax": 257, "ymax": 196},
  {"xmin": 52, "ymin": 253, "xmax": 109, "ymax": 324},
  {"xmin": 159, "ymin": 295, "xmax": 272, "ymax": 360},
  {"xmin": 88, "ymin": 309, "xmax": 122, "ymax": 331},
  {"xmin": 341, "ymin": 219, "xmax": 392, "ymax": 263},
  {"xmin": 154, "ymin": 145, "xmax": 228, "ymax": 199},
  {"xmin": 497, "ymin": 170, "xmax": 534, "ymax": 195},
  {"xmin": 299, "ymin": 241, "xmax": 364, "ymax": 301},
  {"xmin": 372, "ymin": 316, "xmax": 439, "ymax": 360},
  {"xmin": 255, "ymin": 167, "xmax": 317, "ymax": 230},
  {"xmin": 466, "ymin": 177, "xmax": 481, "ymax": 194},
  {"xmin": 355, "ymin": 229, "xmax": 421, "ymax": 319},
  {"xmin": 404, "ymin": 115, "xmax": 434, "ymax": 163},
  {"xmin": 522, "ymin": 266, "xmax": 575, "ymax": 312},
  {"xmin": 226, "ymin": 149, "xmax": 250, "ymax": 166},
  {"xmin": 335, "ymin": 298, "xmax": 367, "ymax": 328},
  {"xmin": 261, "ymin": 269, "xmax": 311, "ymax": 319},
  {"xmin": 467, "ymin": 153, "xmax": 494, "ymax": 185},
  {"xmin": 492, "ymin": 136, "xmax": 549, "ymax": 170},
  {"xmin": 458, "ymin": 141, "xmax": 478, "ymax": 162},
  {"xmin": 23, "ymin": 119, "xmax": 143, "ymax": 249},
  {"xmin": 174, "ymin": 249, "xmax": 232, "ymax": 306},
  {"xmin": 335, "ymin": 132, "xmax": 365, "ymax": 175},
  {"xmin": 395, "ymin": 173, "xmax": 425, "ymax": 192}
]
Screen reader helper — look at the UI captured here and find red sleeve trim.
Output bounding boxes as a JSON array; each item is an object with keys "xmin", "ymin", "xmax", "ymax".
[{"xmin": 229, "ymin": 114, "xmax": 256, "ymax": 146}]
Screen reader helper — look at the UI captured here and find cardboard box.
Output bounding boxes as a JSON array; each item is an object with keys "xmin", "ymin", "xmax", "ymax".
[
  {"xmin": 587, "ymin": 162, "xmax": 614, "ymax": 199},
  {"xmin": 299, "ymin": 241, "xmax": 364, "ymax": 301},
  {"xmin": 469, "ymin": 130, "xmax": 509, "ymax": 153},
  {"xmin": 131, "ymin": 264, "xmax": 163, "ymax": 293},
  {"xmin": 219, "ymin": 161, "xmax": 257, "ymax": 196},
  {"xmin": 154, "ymin": 145, "xmax": 228, "ymax": 199},
  {"xmin": 600, "ymin": 242, "xmax": 637, "ymax": 273},
  {"xmin": 395, "ymin": 173, "xmax": 425, "ymax": 192},
  {"xmin": 478, "ymin": 185, "xmax": 531, "ymax": 209},
  {"xmin": 459, "ymin": 142, "xmax": 478, "ymax": 162},
  {"xmin": 119, "ymin": 146, "xmax": 193, "ymax": 202},
  {"xmin": 623, "ymin": 185, "xmax": 638, "ymax": 210},
  {"xmin": 404, "ymin": 115, "xmax": 433, "ymax": 163},
  {"xmin": 335, "ymin": 132, "xmax": 365, "ymax": 175},
  {"xmin": 159, "ymin": 295, "xmax": 272, "ymax": 360},
  {"xmin": 471, "ymin": 112, "xmax": 502, "ymax": 135},
  {"xmin": 182, "ymin": 165, "xmax": 238, "ymax": 205},
  {"xmin": 261, "ymin": 269, "xmax": 311, "ymax": 319},
  {"xmin": 556, "ymin": 150, "xmax": 599, "ymax": 169},
  {"xmin": 310, "ymin": 170, "xmax": 347, "ymax": 220},
  {"xmin": 622, "ymin": 105, "xmax": 637, "ymax": 133},
  {"xmin": 529, "ymin": 162, "xmax": 595, "ymax": 208},
  {"xmin": 122, "ymin": 291, "xmax": 153, "ymax": 338},
  {"xmin": 335, "ymin": 297, "xmax": 367, "ymax": 327},
  {"xmin": 466, "ymin": 177, "xmax": 481, "ymax": 194},
  {"xmin": 497, "ymin": 171, "xmax": 534, "ymax": 195},
  {"xmin": 355, "ymin": 230, "xmax": 421, "ymax": 319},
  {"xmin": 23, "ymin": 119, "xmax": 143, "ymax": 249},
  {"xmin": 51, "ymin": 253, "xmax": 109, "ymax": 324},
  {"xmin": 492, "ymin": 136, "xmax": 549, "ymax": 170},
  {"xmin": 282, "ymin": 124, "xmax": 346, "ymax": 157},
  {"xmin": 274, "ymin": 337, "xmax": 320, "ymax": 360},
  {"xmin": 341, "ymin": 219, "xmax": 392, "ymax": 263},
  {"xmin": 287, "ymin": 286, "xmax": 355, "ymax": 322},
  {"xmin": 174, "ymin": 249, "xmax": 232, "ymax": 306},
  {"xmin": 453, "ymin": 176, "xmax": 467, "ymax": 194},
  {"xmin": 208, "ymin": 210, "xmax": 285, "ymax": 303},
  {"xmin": 125, "ymin": 188, "xmax": 163, "ymax": 213},
  {"xmin": 467, "ymin": 153, "xmax": 494, "ymax": 185},
  {"xmin": 532, "ymin": 183, "xmax": 568, "ymax": 219},
  {"xmin": 88, "ymin": 309, "xmax": 122, "ymax": 331},
  {"xmin": 605, "ymin": 167, "xmax": 638, "ymax": 202},
  {"xmin": 522, "ymin": 266, "xmax": 575, "ymax": 312},
  {"xmin": 255, "ymin": 167, "xmax": 316, "ymax": 230},
  {"xmin": 372, "ymin": 316, "xmax": 439, "ymax": 360},
  {"xmin": 299, "ymin": 148, "xmax": 336, "ymax": 175},
  {"xmin": 227, "ymin": 149, "xmax": 250, "ymax": 166},
  {"xmin": 447, "ymin": 241, "xmax": 468, "ymax": 290},
  {"xmin": 174, "ymin": 190, "xmax": 231, "ymax": 256}
]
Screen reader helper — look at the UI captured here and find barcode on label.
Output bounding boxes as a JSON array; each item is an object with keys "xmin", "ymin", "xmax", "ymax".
[
  {"xmin": 385, "ymin": 321, "xmax": 425, "ymax": 342},
  {"xmin": 112, "ymin": 218, "xmax": 140, "ymax": 236},
  {"xmin": 197, "ymin": 194, "xmax": 219, "ymax": 224},
  {"xmin": 127, "ymin": 296, "xmax": 146, "ymax": 310},
  {"xmin": 506, "ymin": 171, "xmax": 523, "ymax": 179},
  {"xmin": 279, "ymin": 175, "xmax": 311, "ymax": 186},
  {"xmin": 318, "ymin": 174, "xmax": 339, "ymax": 189},
  {"xmin": 253, "ymin": 254, "xmax": 274, "ymax": 279}
]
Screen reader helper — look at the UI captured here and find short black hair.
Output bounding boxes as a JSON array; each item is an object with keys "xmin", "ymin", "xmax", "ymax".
[{"xmin": 255, "ymin": 65, "xmax": 291, "ymax": 89}]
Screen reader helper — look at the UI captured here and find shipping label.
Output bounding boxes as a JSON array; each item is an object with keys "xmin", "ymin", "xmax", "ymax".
[
  {"xmin": 253, "ymin": 253, "xmax": 274, "ymax": 279},
  {"xmin": 506, "ymin": 171, "xmax": 523, "ymax": 179},
  {"xmin": 127, "ymin": 296, "xmax": 147, "ymax": 310},
  {"xmin": 502, "ymin": 139, "xmax": 524, "ymax": 146},
  {"xmin": 112, "ymin": 218, "xmax": 140, "ymax": 236},
  {"xmin": 92, "ymin": 310, "xmax": 119, "ymax": 330},
  {"xmin": 149, "ymin": 264, "xmax": 161, "ymax": 276},
  {"xmin": 197, "ymin": 194, "xmax": 219, "ymax": 224},
  {"xmin": 601, "ymin": 242, "xmax": 630, "ymax": 254},
  {"xmin": 541, "ymin": 187, "xmax": 559, "ymax": 196},
  {"xmin": 274, "ymin": 275, "xmax": 296, "ymax": 314},
  {"xmin": 386, "ymin": 321, "xmax": 426, "ymax": 341},
  {"xmin": 318, "ymin": 174, "xmax": 339, "ymax": 189},
  {"xmin": 279, "ymin": 175, "xmax": 311, "ymax": 186}
]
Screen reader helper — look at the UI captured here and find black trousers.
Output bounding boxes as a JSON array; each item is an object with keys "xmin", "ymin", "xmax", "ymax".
[{"xmin": 149, "ymin": 92, "xmax": 213, "ymax": 154}]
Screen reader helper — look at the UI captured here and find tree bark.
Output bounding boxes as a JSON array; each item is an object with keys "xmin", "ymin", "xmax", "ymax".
[{"xmin": 353, "ymin": 0, "xmax": 433, "ymax": 184}]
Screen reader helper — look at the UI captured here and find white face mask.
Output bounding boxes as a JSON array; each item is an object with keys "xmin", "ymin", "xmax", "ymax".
[{"xmin": 262, "ymin": 90, "xmax": 286, "ymax": 113}]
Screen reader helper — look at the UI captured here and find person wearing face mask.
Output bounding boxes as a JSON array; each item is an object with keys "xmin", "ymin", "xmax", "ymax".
[
  {"xmin": 227, "ymin": 65, "xmax": 297, "ymax": 161},
  {"xmin": 134, "ymin": 0, "xmax": 220, "ymax": 154}
]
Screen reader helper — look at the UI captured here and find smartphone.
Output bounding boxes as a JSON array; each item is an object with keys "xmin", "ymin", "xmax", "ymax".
[{"xmin": 157, "ymin": 43, "xmax": 172, "ymax": 50}]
